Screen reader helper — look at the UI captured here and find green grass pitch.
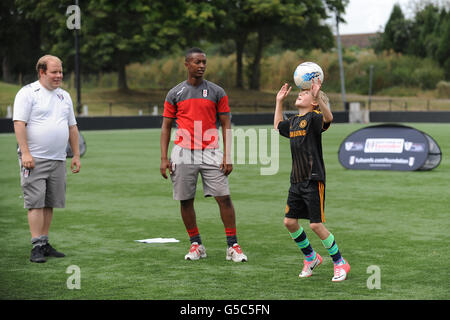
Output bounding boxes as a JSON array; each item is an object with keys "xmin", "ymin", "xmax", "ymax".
[{"xmin": 0, "ymin": 123, "xmax": 449, "ymax": 300}]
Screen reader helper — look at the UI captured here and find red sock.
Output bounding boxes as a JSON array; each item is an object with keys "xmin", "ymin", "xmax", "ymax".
[
  {"xmin": 187, "ymin": 227, "xmax": 201, "ymax": 244},
  {"xmin": 225, "ymin": 228, "xmax": 236, "ymax": 237},
  {"xmin": 187, "ymin": 227, "xmax": 199, "ymax": 237}
]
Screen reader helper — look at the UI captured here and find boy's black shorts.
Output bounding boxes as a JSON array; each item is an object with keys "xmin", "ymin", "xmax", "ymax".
[{"xmin": 284, "ymin": 180, "xmax": 326, "ymax": 223}]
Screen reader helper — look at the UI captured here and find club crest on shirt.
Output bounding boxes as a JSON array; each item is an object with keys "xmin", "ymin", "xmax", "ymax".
[
  {"xmin": 300, "ymin": 120, "xmax": 307, "ymax": 128},
  {"xmin": 202, "ymin": 89, "xmax": 208, "ymax": 97}
]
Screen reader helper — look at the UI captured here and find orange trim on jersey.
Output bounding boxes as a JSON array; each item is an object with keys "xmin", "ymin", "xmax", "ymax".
[{"xmin": 318, "ymin": 181, "xmax": 326, "ymax": 223}]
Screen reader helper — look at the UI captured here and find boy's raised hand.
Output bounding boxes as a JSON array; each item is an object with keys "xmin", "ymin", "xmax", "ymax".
[
  {"xmin": 311, "ymin": 77, "xmax": 322, "ymax": 99},
  {"xmin": 276, "ymin": 83, "xmax": 292, "ymax": 103}
]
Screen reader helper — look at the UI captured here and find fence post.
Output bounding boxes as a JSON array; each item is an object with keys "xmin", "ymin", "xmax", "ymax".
[
  {"xmin": 6, "ymin": 105, "xmax": 12, "ymax": 118},
  {"xmin": 109, "ymin": 102, "xmax": 112, "ymax": 116}
]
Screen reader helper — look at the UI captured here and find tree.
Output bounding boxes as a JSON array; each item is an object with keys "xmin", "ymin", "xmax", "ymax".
[
  {"xmin": 408, "ymin": 4, "xmax": 441, "ymax": 58},
  {"xmin": 373, "ymin": 2, "xmax": 450, "ymax": 80},
  {"xmin": 81, "ymin": 0, "xmax": 187, "ymax": 90},
  {"xmin": 182, "ymin": 0, "xmax": 252, "ymax": 89},
  {"xmin": 187, "ymin": 0, "xmax": 346, "ymax": 90},
  {"xmin": 209, "ymin": 0, "xmax": 348, "ymax": 90},
  {"xmin": 378, "ymin": 4, "xmax": 411, "ymax": 54},
  {"xmin": 436, "ymin": 10, "xmax": 450, "ymax": 79},
  {"xmin": 0, "ymin": 0, "xmax": 42, "ymax": 83},
  {"xmin": 244, "ymin": 0, "xmax": 346, "ymax": 90},
  {"xmin": 12, "ymin": 0, "xmax": 187, "ymax": 90},
  {"xmin": 214, "ymin": 0, "xmax": 253, "ymax": 89}
]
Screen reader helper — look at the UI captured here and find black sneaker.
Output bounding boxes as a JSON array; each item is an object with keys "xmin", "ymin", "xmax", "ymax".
[
  {"xmin": 30, "ymin": 246, "xmax": 46, "ymax": 263},
  {"xmin": 42, "ymin": 243, "xmax": 65, "ymax": 258}
]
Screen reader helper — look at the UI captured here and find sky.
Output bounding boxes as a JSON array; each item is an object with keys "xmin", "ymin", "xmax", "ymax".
[{"xmin": 330, "ymin": 0, "xmax": 414, "ymax": 35}]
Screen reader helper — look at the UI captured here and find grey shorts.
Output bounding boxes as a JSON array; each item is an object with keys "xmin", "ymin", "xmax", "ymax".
[
  {"xmin": 19, "ymin": 157, "xmax": 66, "ymax": 209},
  {"xmin": 169, "ymin": 145, "xmax": 230, "ymax": 201}
]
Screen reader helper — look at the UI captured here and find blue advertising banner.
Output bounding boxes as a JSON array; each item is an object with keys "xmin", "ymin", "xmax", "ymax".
[{"xmin": 338, "ymin": 124, "xmax": 441, "ymax": 171}]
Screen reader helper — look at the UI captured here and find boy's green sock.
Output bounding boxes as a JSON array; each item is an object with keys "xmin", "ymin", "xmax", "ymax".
[
  {"xmin": 321, "ymin": 233, "xmax": 344, "ymax": 264},
  {"xmin": 290, "ymin": 226, "xmax": 316, "ymax": 262}
]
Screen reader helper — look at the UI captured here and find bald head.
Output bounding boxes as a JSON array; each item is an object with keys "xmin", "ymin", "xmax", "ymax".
[
  {"xmin": 36, "ymin": 55, "xmax": 62, "ymax": 79},
  {"xmin": 36, "ymin": 55, "xmax": 63, "ymax": 90}
]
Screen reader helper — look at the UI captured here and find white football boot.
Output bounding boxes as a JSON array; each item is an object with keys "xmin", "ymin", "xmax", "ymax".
[
  {"xmin": 184, "ymin": 242, "xmax": 207, "ymax": 260},
  {"xmin": 226, "ymin": 243, "xmax": 248, "ymax": 262},
  {"xmin": 299, "ymin": 253, "xmax": 323, "ymax": 278},
  {"xmin": 332, "ymin": 259, "xmax": 351, "ymax": 282}
]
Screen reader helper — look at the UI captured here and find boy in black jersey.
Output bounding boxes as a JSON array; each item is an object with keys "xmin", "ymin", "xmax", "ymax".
[{"xmin": 274, "ymin": 79, "xmax": 350, "ymax": 282}]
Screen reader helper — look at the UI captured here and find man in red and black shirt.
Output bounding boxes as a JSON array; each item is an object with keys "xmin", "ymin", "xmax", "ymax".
[{"xmin": 160, "ymin": 48, "xmax": 247, "ymax": 262}]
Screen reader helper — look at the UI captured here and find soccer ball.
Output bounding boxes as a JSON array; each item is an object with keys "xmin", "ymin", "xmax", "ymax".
[{"xmin": 293, "ymin": 62, "xmax": 324, "ymax": 89}]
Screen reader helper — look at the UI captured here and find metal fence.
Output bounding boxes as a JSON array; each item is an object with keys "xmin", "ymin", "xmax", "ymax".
[{"xmin": 327, "ymin": 97, "xmax": 450, "ymax": 112}]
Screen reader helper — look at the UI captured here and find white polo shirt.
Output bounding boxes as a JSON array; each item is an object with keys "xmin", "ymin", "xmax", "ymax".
[{"xmin": 13, "ymin": 80, "xmax": 77, "ymax": 160}]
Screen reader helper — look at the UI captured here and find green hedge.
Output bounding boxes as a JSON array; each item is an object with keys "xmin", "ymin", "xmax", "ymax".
[
  {"xmin": 75, "ymin": 49, "xmax": 447, "ymax": 95},
  {"xmin": 437, "ymin": 81, "xmax": 450, "ymax": 98}
]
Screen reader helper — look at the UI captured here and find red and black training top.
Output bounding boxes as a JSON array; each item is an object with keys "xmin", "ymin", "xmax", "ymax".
[{"xmin": 163, "ymin": 80, "xmax": 230, "ymax": 150}]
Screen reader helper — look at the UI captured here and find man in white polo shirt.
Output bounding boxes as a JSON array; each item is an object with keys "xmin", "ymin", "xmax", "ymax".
[{"xmin": 13, "ymin": 55, "xmax": 81, "ymax": 263}]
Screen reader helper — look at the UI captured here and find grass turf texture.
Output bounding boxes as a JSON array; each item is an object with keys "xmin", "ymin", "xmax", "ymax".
[{"xmin": 0, "ymin": 123, "xmax": 449, "ymax": 300}]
